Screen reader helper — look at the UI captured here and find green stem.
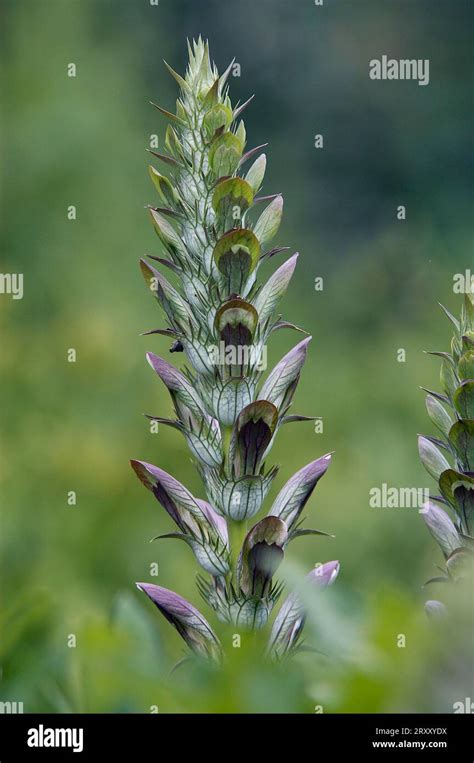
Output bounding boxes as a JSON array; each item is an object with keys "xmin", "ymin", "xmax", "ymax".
[
  {"xmin": 222, "ymin": 424, "xmax": 232, "ymax": 467},
  {"xmin": 221, "ymin": 425, "xmax": 247, "ymax": 577},
  {"xmin": 229, "ymin": 518, "xmax": 248, "ymax": 580}
]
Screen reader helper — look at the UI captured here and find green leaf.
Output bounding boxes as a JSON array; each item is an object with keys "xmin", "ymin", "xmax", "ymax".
[
  {"xmin": 463, "ymin": 294, "xmax": 474, "ymax": 329},
  {"xmin": 423, "ymin": 576, "xmax": 449, "ymax": 586},
  {"xmin": 420, "ymin": 387, "xmax": 450, "ymax": 405},
  {"xmin": 440, "ymin": 358, "xmax": 458, "ymax": 400},
  {"xmin": 146, "ymin": 148, "xmax": 182, "ymax": 169},
  {"xmin": 253, "ymin": 253, "xmax": 298, "ymax": 325},
  {"xmin": 213, "ymin": 229, "xmax": 260, "ymax": 294},
  {"xmin": 235, "ymin": 120, "xmax": 246, "ymax": 147},
  {"xmin": 140, "ymin": 259, "xmax": 191, "ymax": 329},
  {"xmin": 195, "ymin": 39, "xmax": 213, "ymax": 91},
  {"xmin": 453, "ymin": 380, "xmax": 474, "ymax": 419},
  {"xmin": 439, "ymin": 468, "xmax": 474, "ymax": 515},
  {"xmin": 425, "ymin": 394, "xmax": 453, "ymax": 438},
  {"xmin": 426, "ymin": 350, "xmax": 456, "ymax": 368},
  {"xmin": 149, "ymin": 208, "xmax": 184, "ymax": 254},
  {"xmin": 462, "ymin": 333, "xmax": 474, "ymax": 354},
  {"xmin": 209, "ymin": 132, "xmax": 243, "ymax": 176},
  {"xmin": 438, "ymin": 302, "xmax": 460, "ymax": 332},
  {"xmin": 422, "ymin": 501, "xmax": 462, "ymax": 557},
  {"xmin": 176, "ymin": 99, "xmax": 187, "ymax": 121},
  {"xmin": 253, "ymin": 195, "xmax": 283, "ymax": 247},
  {"xmin": 448, "ymin": 419, "xmax": 474, "ymax": 470},
  {"xmin": 212, "ymin": 177, "xmax": 254, "ymax": 219},
  {"xmin": 269, "ymin": 320, "xmax": 308, "ymax": 338},
  {"xmin": 148, "ymin": 166, "xmax": 179, "ymax": 206},
  {"xmin": 418, "ymin": 435, "xmax": 451, "ymax": 481},
  {"xmin": 446, "ymin": 547, "xmax": 472, "ymax": 581},
  {"xmin": 245, "ymin": 154, "xmax": 266, "ymax": 193},
  {"xmin": 458, "ymin": 351, "xmax": 474, "ymax": 380},
  {"xmin": 165, "ymin": 125, "xmax": 184, "ymax": 160},
  {"xmin": 288, "ymin": 528, "xmax": 334, "ymax": 541},
  {"xmin": 214, "ymin": 297, "xmax": 258, "ymax": 344},
  {"xmin": 150, "ymin": 100, "xmax": 186, "ymax": 126},
  {"xmin": 203, "ymin": 103, "xmax": 232, "ymax": 136},
  {"xmin": 163, "ymin": 60, "xmax": 191, "ymax": 94},
  {"xmin": 203, "ymin": 77, "xmax": 220, "ymax": 109},
  {"xmin": 281, "ymin": 414, "xmax": 316, "ymax": 424}
]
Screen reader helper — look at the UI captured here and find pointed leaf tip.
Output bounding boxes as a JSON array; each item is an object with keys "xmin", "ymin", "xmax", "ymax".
[{"xmin": 163, "ymin": 59, "xmax": 191, "ymax": 93}]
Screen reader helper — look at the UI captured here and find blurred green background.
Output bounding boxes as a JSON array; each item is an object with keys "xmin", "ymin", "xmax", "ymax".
[{"xmin": 1, "ymin": 0, "xmax": 472, "ymax": 713}]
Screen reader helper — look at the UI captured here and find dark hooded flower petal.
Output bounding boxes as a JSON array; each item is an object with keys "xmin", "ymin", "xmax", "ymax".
[
  {"xmin": 229, "ymin": 400, "xmax": 278, "ymax": 477},
  {"xmin": 238, "ymin": 516, "xmax": 288, "ymax": 598},
  {"xmin": 438, "ymin": 469, "xmax": 474, "ymax": 528},
  {"xmin": 214, "ymin": 297, "xmax": 258, "ymax": 347},
  {"xmin": 212, "ymin": 177, "xmax": 254, "ymax": 219},
  {"xmin": 213, "ymin": 229, "xmax": 260, "ymax": 294}
]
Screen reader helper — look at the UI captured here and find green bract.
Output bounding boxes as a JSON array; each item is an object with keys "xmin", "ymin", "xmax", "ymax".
[{"xmin": 131, "ymin": 38, "xmax": 339, "ymax": 661}]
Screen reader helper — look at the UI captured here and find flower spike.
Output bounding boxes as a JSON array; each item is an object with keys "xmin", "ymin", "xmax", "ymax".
[
  {"xmin": 131, "ymin": 39, "xmax": 338, "ymax": 659},
  {"xmin": 418, "ymin": 295, "xmax": 474, "ymax": 608}
]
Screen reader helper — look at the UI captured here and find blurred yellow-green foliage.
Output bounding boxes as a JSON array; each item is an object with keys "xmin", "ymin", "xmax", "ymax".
[{"xmin": 1, "ymin": 0, "xmax": 472, "ymax": 712}]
